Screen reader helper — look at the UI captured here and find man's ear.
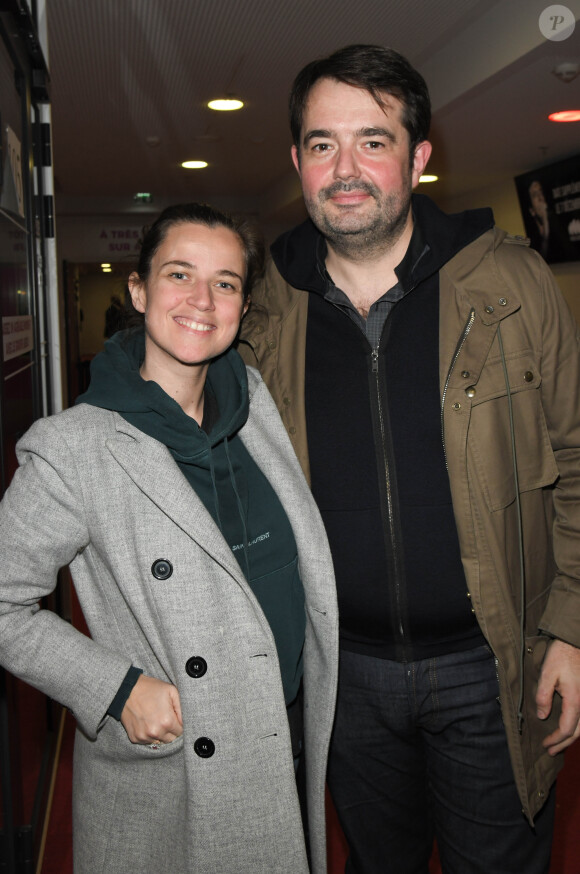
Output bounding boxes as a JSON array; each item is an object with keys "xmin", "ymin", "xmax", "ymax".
[
  {"xmin": 411, "ymin": 140, "xmax": 432, "ymax": 188},
  {"xmin": 291, "ymin": 145, "xmax": 301, "ymax": 176},
  {"xmin": 128, "ymin": 272, "xmax": 146, "ymax": 314}
]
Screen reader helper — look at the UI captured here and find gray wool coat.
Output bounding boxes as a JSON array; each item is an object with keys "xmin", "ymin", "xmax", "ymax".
[{"xmin": 0, "ymin": 368, "xmax": 338, "ymax": 874}]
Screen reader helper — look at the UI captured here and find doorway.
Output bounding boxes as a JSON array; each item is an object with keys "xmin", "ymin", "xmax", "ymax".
[{"xmin": 63, "ymin": 262, "xmax": 133, "ymax": 403}]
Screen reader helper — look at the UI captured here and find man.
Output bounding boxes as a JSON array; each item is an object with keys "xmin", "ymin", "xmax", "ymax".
[
  {"xmin": 528, "ymin": 180, "xmax": 551, "ymax": 258},
  {"xmin": 527, "ymin": 178, "xmax": 574, "ymax": 263},
  {"xmin": 238, "ymin": 44, "xmax": 580, "ymax": 873}
]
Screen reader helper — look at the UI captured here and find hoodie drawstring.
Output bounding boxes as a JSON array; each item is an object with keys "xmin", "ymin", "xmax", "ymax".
[
  {"xmin": 224, "ymin": 437, "xmax": 251, "ymax": 580},
  {"xmin": 207, "ymin": 438, "xmax": 223, "ymax": 532}
]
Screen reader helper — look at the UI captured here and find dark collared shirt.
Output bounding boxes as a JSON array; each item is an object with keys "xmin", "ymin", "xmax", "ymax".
[{"xmin": 318, "ymin": 219, "xmax": 430, "ymax": 348}]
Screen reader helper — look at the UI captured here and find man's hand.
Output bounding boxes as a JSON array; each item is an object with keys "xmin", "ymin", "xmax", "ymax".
[
  {"xmin": 536, "ymin": 639, "xmax": 580, "ymax": 755},
  {"xmin": 121, "ymin": 674, "xmax": 183, "ymax": 744}
]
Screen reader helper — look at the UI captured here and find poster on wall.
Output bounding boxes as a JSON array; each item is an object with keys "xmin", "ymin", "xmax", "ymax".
[
  {"xmin": 514, "ymin": 154, "xmax": 580, "ymax": 264},
  {"xmin": 1, "ymin": 125, "xmax": 25, "ymax": 218},
  {"xmin": 2, "ymin": 315, "xmax": 33, "ymax": 362}
]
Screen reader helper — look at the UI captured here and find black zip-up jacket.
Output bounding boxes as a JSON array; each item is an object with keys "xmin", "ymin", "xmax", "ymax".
[{"xmin": 263, "ymin": 195, "xmax": 493, "ymax": 660}]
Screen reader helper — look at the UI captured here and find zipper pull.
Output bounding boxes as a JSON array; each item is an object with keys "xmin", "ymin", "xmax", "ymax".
[{"xmin": 371, "ymin": 348, "xmax": 379, "ymax": 373}]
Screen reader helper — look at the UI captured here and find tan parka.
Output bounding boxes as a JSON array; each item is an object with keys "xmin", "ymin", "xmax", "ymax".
[{"xmin": 239, "ymin": 225, "xmax": 580, "ymax": 822}]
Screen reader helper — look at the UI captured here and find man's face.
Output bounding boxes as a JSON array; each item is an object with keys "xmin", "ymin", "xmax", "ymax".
[
  {"xmin": 529, "ymin": 181, "xmax": 548, "ymax": 220},
  {"xmin": 291, "ymin": 78, "xmax": 431, "ymax": 253}
]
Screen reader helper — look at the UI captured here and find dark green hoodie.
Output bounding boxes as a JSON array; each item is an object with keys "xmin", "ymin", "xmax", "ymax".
[{"xmin": 78, "ymin": 330, "xmax": 305, "ymax": 705}]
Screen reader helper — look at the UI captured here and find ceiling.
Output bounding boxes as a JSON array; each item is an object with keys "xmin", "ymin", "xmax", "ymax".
[{"xmin": 45, "ymin": 0, "xmax": 580, "ymax": 229}]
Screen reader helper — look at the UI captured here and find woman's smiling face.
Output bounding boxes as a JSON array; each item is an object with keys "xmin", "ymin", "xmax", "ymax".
[{"xmin": 129, "ymin": 221, "xmax": 247, "ymax": 380}]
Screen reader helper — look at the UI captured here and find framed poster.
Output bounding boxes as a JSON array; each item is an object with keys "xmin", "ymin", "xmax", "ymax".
[{"xmin": 514, "ymin": 154, "xmax": 580, "ymax": 264}]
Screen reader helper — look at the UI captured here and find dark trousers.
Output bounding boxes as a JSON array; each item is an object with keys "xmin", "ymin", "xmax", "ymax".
[{"xmin": 327, "ymin": 645, "xmax": 555, "ymax": 874}]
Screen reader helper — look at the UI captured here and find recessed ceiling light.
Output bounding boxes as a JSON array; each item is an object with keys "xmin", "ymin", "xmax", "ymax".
[
  {"xmin": 419, "ymin": 174, "xmax": 438, "ymax": 183},
  {"xmin": 208, "ymin": 98, "xmax": 244, "ymax": 111},
  {"xmin": 101, "ymin": 263, "xmax": 111, "ymax": 268},
  {"xmin": 548, "ymin": 110, "xmax": 580, "ymax": 122},
  {"xmin": 181, "ymin": 160, "xmax": 208, "ymax": 169},
  {"xmin": 102, "ymin": 267, "xmax": 112, "ymax": 273},
  {"xmin": 133, "ymin": 192, "xmax": 153, "ymax": 203}
]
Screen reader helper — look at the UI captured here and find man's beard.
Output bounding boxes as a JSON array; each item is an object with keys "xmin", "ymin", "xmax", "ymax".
[{"xmin": 304, "ymin": 178, "xmax": 412, "ymax": 260}]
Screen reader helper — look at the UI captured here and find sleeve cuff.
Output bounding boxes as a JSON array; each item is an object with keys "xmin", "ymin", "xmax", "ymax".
[{"xmin": 106, "ymin": 666, "xmax": 143, "ymax": 720}]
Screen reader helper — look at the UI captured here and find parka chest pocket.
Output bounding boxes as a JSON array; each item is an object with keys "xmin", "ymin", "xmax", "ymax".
[{"xmin": 466, "ymin": 353, "xmax": 559, "ymax": 512}]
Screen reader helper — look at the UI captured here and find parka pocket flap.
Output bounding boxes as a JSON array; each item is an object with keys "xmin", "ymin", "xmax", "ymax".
[
  {"xmin": 468, "ymin": 366, "xmax": 559, "ymax": 512},
  {"xmin": 468, "ymin": 353, "xmax": 540, "ymax": 406}
]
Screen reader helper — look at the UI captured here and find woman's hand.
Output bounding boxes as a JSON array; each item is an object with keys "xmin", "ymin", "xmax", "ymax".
[{"xmin": 121, "ymin": 674, "xmax": 183, "ymax": 744}]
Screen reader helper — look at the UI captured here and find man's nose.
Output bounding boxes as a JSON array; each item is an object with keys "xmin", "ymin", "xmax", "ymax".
[{"xmin": 334, "ymin": 145, "xmax": 361, "ymax": 180}]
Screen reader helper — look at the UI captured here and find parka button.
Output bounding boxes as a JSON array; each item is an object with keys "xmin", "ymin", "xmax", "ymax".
[
  {"xmin": 537, "ymin": 789, "xmax": 545, "ymax": 799},
  {"xmin": 194, "ymin": 737, "xmax": 215, "ymax": 758},
  {"xmin": 151, "ymin": 559, "xmax": 173, "ymax": 580},
  {"xmin": 484, "ymin": 305, "xmax": 494, "ymax": 314},
  {"xmin": 461, "ymin": 370, "xmax": 470, "ymax": 378},
  {"xmin": 465, "ymin": 386, "xmax": 476, "ymax": 398},
  {"xmin": 452, "ymin": 403, "xmax": 461, "ymax": 410},
  {"xmin": 524, "ymin": 371, "xmax": 534, "ymax": 382},
  {"xmin": 527, "ymin": 646, "xmax": 533, "ymax": 654},
  {"xmin": 498, "ymin": 298, "xmax": 508, "ymax": 306},
  {"xmin": 185, "ymin": 656, "xmax": 207, "ymax": 678},
  {"xmin": 289, "ymin": 426, "xmax": 296, "ymax": 435}
]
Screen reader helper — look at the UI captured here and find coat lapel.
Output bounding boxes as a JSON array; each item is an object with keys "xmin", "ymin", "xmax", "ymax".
[{"xmin": 105, "ymin": 416, "xmax": 246, "ymax": 585}]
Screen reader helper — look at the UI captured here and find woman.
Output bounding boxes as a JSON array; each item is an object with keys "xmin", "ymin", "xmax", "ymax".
[{"xmin": 0, "ymin": 203, "xmax": 338, "ymax": 874}]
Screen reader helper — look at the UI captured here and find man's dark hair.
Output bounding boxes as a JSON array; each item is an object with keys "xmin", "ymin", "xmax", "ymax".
[{"xmin": 289, "ymin": 44, "xmax": 431, "ymax": 157}]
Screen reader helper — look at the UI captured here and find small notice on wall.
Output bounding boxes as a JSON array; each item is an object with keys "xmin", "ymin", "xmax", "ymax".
[
  {"xmin": 3, "ymin": 315, "xmax": 33, "ymax": 362},
  {"xmin": 1, "ymin": 126, "xmax": 25, "ymax": 218}
]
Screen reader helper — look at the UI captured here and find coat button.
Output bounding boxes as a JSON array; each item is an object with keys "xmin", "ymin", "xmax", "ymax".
[
  {"xmin": 498, "ymin": 298, "xmax": 508, "ymax": 306},
  {"xmin": 452, "ymin": 402, "xmax": 461, "ymax": 410},
  {"xmin": 484, "ymin": 305, "xmax": 494, "ymax": 314},
  {"xmin": 465, "ymin": 385, "xmax": 476, "ymax": 398},
  {"xmin": 194, "ymin": 737, "xmax": 215, "ymax": 758},
  {"xmin": 524, "ymin": 371, "xmax": 534, "ymax": 382},
  {"xmin": 151, "ymin": 559, "xmax": 173, "ymax": 580},
  {"xmin": 461, "ymin": 370, "xmax": 470, "ymax": 378},
  {"xmin": 185, "ymin": 656, "xmax": 207, "ymax": 678}
]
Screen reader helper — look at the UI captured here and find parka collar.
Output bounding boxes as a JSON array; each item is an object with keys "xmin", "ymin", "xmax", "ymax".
[{"xmin": 442, "ymin": 226, "xmax": 524, "ymax": 324}]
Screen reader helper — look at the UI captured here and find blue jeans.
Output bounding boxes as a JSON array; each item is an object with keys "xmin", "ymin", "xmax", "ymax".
[{"xmin": 327, "ymin": 645, "xmax": 555, "ymax": 874}]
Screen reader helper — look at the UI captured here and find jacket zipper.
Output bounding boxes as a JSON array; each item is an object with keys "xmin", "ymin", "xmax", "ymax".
[
  {"xmin": 371, "ymin": 345, "xmax": 406, "ymax": 647},
  {"xmin": 440, "ymin": 308, "xmax": 476, "ymax": 467}
]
